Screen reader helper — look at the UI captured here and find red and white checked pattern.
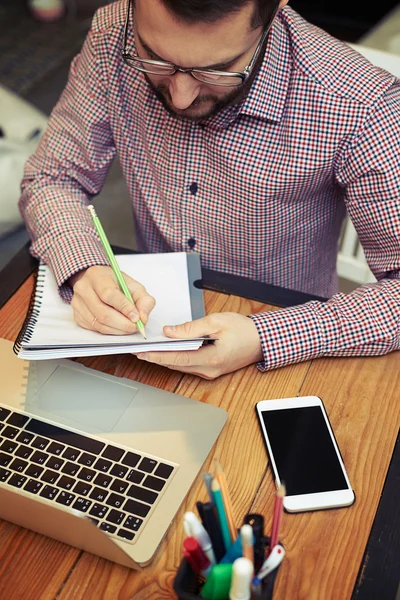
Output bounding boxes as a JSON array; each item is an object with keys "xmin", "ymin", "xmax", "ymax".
[{"xmin": 20, "ymin": 2, "xmax": 400, "ymax": 371}]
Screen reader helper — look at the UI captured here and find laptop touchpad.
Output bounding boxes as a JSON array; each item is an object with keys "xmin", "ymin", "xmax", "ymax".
[{"xmin": 27, "ymin": 364, "xmax": 137, "ymax": 432}]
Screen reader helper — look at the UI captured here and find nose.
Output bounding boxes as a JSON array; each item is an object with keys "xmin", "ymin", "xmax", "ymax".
[{"xmin": 168, "ymin": 72, "xmax": 201, "ymax": 110}]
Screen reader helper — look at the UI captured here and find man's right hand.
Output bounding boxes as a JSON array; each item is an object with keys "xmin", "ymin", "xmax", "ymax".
[{"xmin": 69, "ymin": 266, "xmax": 156, "ymax": 335}]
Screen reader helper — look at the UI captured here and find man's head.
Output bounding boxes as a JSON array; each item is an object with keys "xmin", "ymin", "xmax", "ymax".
[{"xmin": 132, "ymin": 0, "xmax": 287, "ymax": 121}]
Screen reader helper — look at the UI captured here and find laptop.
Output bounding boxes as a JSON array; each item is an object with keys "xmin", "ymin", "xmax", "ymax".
[{"xmin": 0, "ymin": 338, "xmax": 228, "ymax": 568}]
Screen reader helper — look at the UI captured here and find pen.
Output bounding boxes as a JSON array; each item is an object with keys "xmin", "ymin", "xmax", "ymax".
[
  {"xmin": 256, "ymin": 544, "xmax": 285, "ymax": 580},
  {"xmin": 183, "ymin": 536, "xmax": 211, "ymax": 578},
  {"xmin": 240, "ymin": 524, "xmax": 254, "ymax": 564},
  {"xmin": 211, "ymin": 478, "xmax": 232, "ymax": 553},
  {"xmin": 197, "ymin": 501, "xmax": 226, "ymax": 563},
  {"xmin": 184, "ymin": 511, "xmax": 216, "ymax": 565},
  {"xmin": 243, "ymin": 513, "xmax": 264, "ymax": 571},
  {"xmin": 87, "ymin": 204, "xmax": 146, "ymax": 339}
]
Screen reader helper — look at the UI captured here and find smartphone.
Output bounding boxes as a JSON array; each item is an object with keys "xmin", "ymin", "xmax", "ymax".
[{"xmin": 256, "ymin": 396, "xmax": 355, "ymax": 512}]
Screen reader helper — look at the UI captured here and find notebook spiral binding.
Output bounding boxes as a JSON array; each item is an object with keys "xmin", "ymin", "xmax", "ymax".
[{"xmin": 13, "ymin": 264, "xmax": 46, "ymax": 356}]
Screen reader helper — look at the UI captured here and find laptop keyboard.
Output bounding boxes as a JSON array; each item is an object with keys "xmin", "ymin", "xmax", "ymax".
[{"xmin": 0, "ymin": 405, "xmax": 178, "ymax": 544}]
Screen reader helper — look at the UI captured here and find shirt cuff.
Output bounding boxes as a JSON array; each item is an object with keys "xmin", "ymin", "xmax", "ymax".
[
  {"xmin": 249, "ymin": 302, "xmax": 328, "ymax": 371},
  {"xmin": 43, "ymin": 233, "xmax": 109, "ymax": 302}
]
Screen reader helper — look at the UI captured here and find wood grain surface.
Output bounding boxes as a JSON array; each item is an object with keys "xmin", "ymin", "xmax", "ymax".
[{"xmin": 0, "ymin": 277, "xmax": 399, "ymax": 600}]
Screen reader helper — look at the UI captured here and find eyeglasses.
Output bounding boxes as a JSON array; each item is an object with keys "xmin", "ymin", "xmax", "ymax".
[{"xmin": 122, "ymin": 0, "xmax": 278, "ymax": 87}]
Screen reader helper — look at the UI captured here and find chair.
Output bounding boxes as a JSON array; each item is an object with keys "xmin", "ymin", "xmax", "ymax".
[{"xmin": 337, "ymin": 44, "xmax": 400, "ymax": 284}]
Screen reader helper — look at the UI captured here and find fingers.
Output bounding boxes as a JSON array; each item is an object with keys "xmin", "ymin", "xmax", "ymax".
[
  {"xmin": 136, "ymin": 344, "xmax": 222, "ymax": 380},
  {"xmin": 71, "ymin": 266, "xmax": 156, "ymax": 334},
  {"xmin": 163, "ymin": 316, "xmax": 216, "ymax": 340}
]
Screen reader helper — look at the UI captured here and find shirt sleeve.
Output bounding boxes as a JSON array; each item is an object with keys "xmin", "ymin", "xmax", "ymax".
[
  {"xmin": 19, "ymin": 19, "xmax": 115, "ymax": 302},
  {"xmin": 250, "ymin": 80, "xmax": 400, "ymax": 371}
]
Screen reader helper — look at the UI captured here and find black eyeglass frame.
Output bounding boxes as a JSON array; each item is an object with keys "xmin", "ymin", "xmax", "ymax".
[{"xmin": 122, "ymin": 0, "xmax": 279, "ymax": 87}]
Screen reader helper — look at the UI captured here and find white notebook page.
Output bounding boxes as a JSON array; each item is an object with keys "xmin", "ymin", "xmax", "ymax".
[{"xmin": 25, "ymin": 253, "xmax": 198, "ymax": 349}]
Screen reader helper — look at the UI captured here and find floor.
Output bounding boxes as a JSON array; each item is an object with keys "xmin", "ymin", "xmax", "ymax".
[{"xmin": 1, "ymin": 2, "xmax": 400, "ymax": 290}]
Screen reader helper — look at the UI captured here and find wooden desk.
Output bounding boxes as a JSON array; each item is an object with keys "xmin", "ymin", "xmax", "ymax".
[{"xmin": 0, "ymin": 275, "xmax": 399, "ymax": 600}]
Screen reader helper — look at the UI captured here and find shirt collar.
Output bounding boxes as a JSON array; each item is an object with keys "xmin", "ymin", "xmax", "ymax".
[{"xmin": 201, "ymin": 10, "xmax": 292, "ymax": 130}]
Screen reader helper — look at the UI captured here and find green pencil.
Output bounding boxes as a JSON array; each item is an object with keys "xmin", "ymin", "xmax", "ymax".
[{"xmin": 87, "ymin": 204, "xmax": 146, "ymax": 339}]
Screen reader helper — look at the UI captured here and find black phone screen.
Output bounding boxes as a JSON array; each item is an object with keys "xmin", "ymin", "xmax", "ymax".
[{"xmin": 260, "ymin": 405, "xmax": 348, "ymax": 495}]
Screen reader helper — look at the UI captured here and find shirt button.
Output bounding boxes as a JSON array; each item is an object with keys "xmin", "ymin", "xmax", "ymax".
[
  {"xmin": 187, "ymin": 238, "xmax": 196, "ymax": 249},
  {"xmin": 189, "ymin": 182, "xmax": 198, "ymax": 195}
]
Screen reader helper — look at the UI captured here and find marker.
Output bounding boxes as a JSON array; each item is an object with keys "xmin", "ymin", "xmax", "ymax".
[
  {"xmin": 184, "ymin": 511, "xmax": 216, "ymax": 565},
  {"xmin": 197, "ymin": 501, "xmax": 226, "ymax": 563},
  {"xmin": 256, "ymin": 544, "xmax": 285, "ymax": 580},
  {"xmin": 229, "ymin": 557, "xmax": 254, "ymax": 600},
  {"xmin": 183, "ymin": 536, "xmax": 211, "ymax": 578},
  {"xmin": 243, "ymin": 513, "xmax": 264, "ymax": 571}
]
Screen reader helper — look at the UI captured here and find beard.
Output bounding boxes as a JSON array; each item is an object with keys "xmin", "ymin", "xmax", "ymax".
[{"xmin": 144, "ymin": 72, "xmax": 254, "ymax": 122}]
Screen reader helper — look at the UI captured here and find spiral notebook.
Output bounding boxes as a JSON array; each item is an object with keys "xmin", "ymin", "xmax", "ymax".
[{"xmin": 14, "ymin": 252, "xmax": 207, "ymax": 360}]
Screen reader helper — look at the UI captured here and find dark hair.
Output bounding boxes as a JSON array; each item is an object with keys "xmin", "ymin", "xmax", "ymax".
[{"xmin": 160, "ymin": 0, "xmax": 280, "ymax": 29}]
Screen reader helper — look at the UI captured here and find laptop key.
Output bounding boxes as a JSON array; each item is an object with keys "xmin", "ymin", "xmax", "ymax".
[
  {"xmin": 89, "ymin": 503, "xmax": 109, "ymax": 519},
  {"xmin": 77, "ymin": 467, "xmax": 96, "ymax": 482},
  {"xmin": 8, "ymin": 474, "xmax": 27, "ymax": 488},
  {"xmin": 31, "ymin": 436, "xmax": 50, "ymax": 450},
  {"xmin": 123, "ymin": 515, "xmax": 143, "ymax": 532},
  {"xmin": 127, "ymin": 484, "xmax": 158, "ymax": 505},
  {"xmin": 0, "ymin": 423, "xmax": 3, "ymax": 432},
  {"xmin": 78, "ymin": 452, "xmax": 96, "ymax": 467},
  {"xmin": 126, "ymin": 469, "xmax": 144, "ymax": 484},
  {"xmin": 106, "ymin": 509, "xmax": 125, "ymax": 526},
  {"xmin": 41, "ymin": 470, "xmax": 60, "ymax": 485},
  {"xmin": 2, "ymin": 426, "xmax": 19, "ymax": 440},
  {"xmin": 0, "ymin": 407, "xmax": 11, "ymax": 421},
  {"xmin": 0, "ymin": 452, "xmax": 13, "ymax": 467},
  {"xmin": 62, "ymin": 448, "xmax": 81, "ymax": 461},
  {"xmin": 31, "ymin": 450, "xmax": 48, "ymax": 465},
  {"xmin": 154, "ymin": 463, "xmax": 174, "ymax": 479},
  {"xmin": 89, "ymin": 487, "xmax": 109, "ymax": 503},
  {"xmin": 109, "ymin": 464, "xmax": 128, "ymax": 479},
  {"xmin": 16, "ymin": 432, "xmax": 34, "ymax": 445},
  {"xmin": 0, "ymin": 467, "xmax": 11, "ymax": 482},
  {"xmin": 6, "ymin": 413, "xmax": 30, "ymax": 428},
  {"xmin": 47, "ymin": 442, "xmax": 65, "ymax": 456},
  {"xmin": 9, "ymin": 458, "xmax": 28, "ymax": 473},
  {"xmin": 25, "ymin": 464, "xmax": 44, "ymax": 478},
  {"xmin": 110, "ymin": 478, "xmax": 129, "ymax": 494},
  {"xmin": 24, "ymin": 479, "xmax": 43, "ymax": 494},
  {"xmin": 143, "ymin": 475, "xmax": 166, "ymax": 492},
  {"xmin": 106, "ymin": 493, "xmax": 125, "ymax": 509},
  {"xmin": 137, "ymin": 457, "xmax": 157, "ymax": 473},
  {"xmin": 73, "ymin": 481, "xmax": 92, "ymax": 496},
  {"xmin": 58, "ymin": 475, "xmax": 75, "ymax": 490},
  {"xmin": 99, "ymin": 522, "xmax": 116, "ymax": 534},
  {"xmin": 62, "ymin": 461, "xmax": 80, "ymax": 476},
  {"xmin": 40, "ymin": 485, "xmax": 58, "ymax": 500},
  {"xmin": 15, "ymin": 445, "xmax": 34, "ymax": 460},
  {"xmin": 117, "ymin": 529, "xmax": 135, "ymax": 541},
  {"xmin": 0, "ymin": 440, "xmax": 18, "ymax": 454},
  {"xmin": 93, "ymin": 473, "xmax": 112, "ymax": 488},
  {"xmin": 46, "ymin": 456, "xmax": 64, "ymax": 470},
  {"xmin": 123, "ymin": 498, "xmax": 151, "ymax": 518},
  {"xmin": 93, "ymin": 458, "xmax": 112, "ymax": 473},
  {"xmin": 72, "ymin": 497, "xmax": 92, "ymax": 513},
  {"xmin": 56, "ymin": 491, "xmax": 76, "ymax": 506},
  {"xmin": 102, "ymin": 445, "xmax": 125, "ymax": 462},
  {"xmin": 122, "ymin": 452, "xmax": 141, "ymax": 468}
]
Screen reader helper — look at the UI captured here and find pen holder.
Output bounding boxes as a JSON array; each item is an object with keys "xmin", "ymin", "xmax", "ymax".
[{"xmin": 173, "ymin": 537, "xmax": 282, "ymax": 600}]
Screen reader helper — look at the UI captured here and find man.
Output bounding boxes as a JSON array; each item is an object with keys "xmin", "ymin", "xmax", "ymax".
[{"xmin": 20, "ymin": 0, "xmax": 400, "ymax": 379}]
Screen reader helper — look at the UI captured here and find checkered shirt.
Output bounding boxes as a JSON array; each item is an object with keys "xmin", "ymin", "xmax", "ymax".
[{"xmin": 20, "ymin": 2, "xmax": 400, "ymax": 371}]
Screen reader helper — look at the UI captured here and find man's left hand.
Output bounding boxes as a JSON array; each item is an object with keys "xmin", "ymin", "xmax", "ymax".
[{"xmin": 135, "ymin": 312, "xmax": 263, "ymax": 379}]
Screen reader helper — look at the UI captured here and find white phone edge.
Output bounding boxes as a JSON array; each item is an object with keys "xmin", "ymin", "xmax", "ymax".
[{"xmin": 256, "ymin": 395, "xmax": 355, "ymax": 513}]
